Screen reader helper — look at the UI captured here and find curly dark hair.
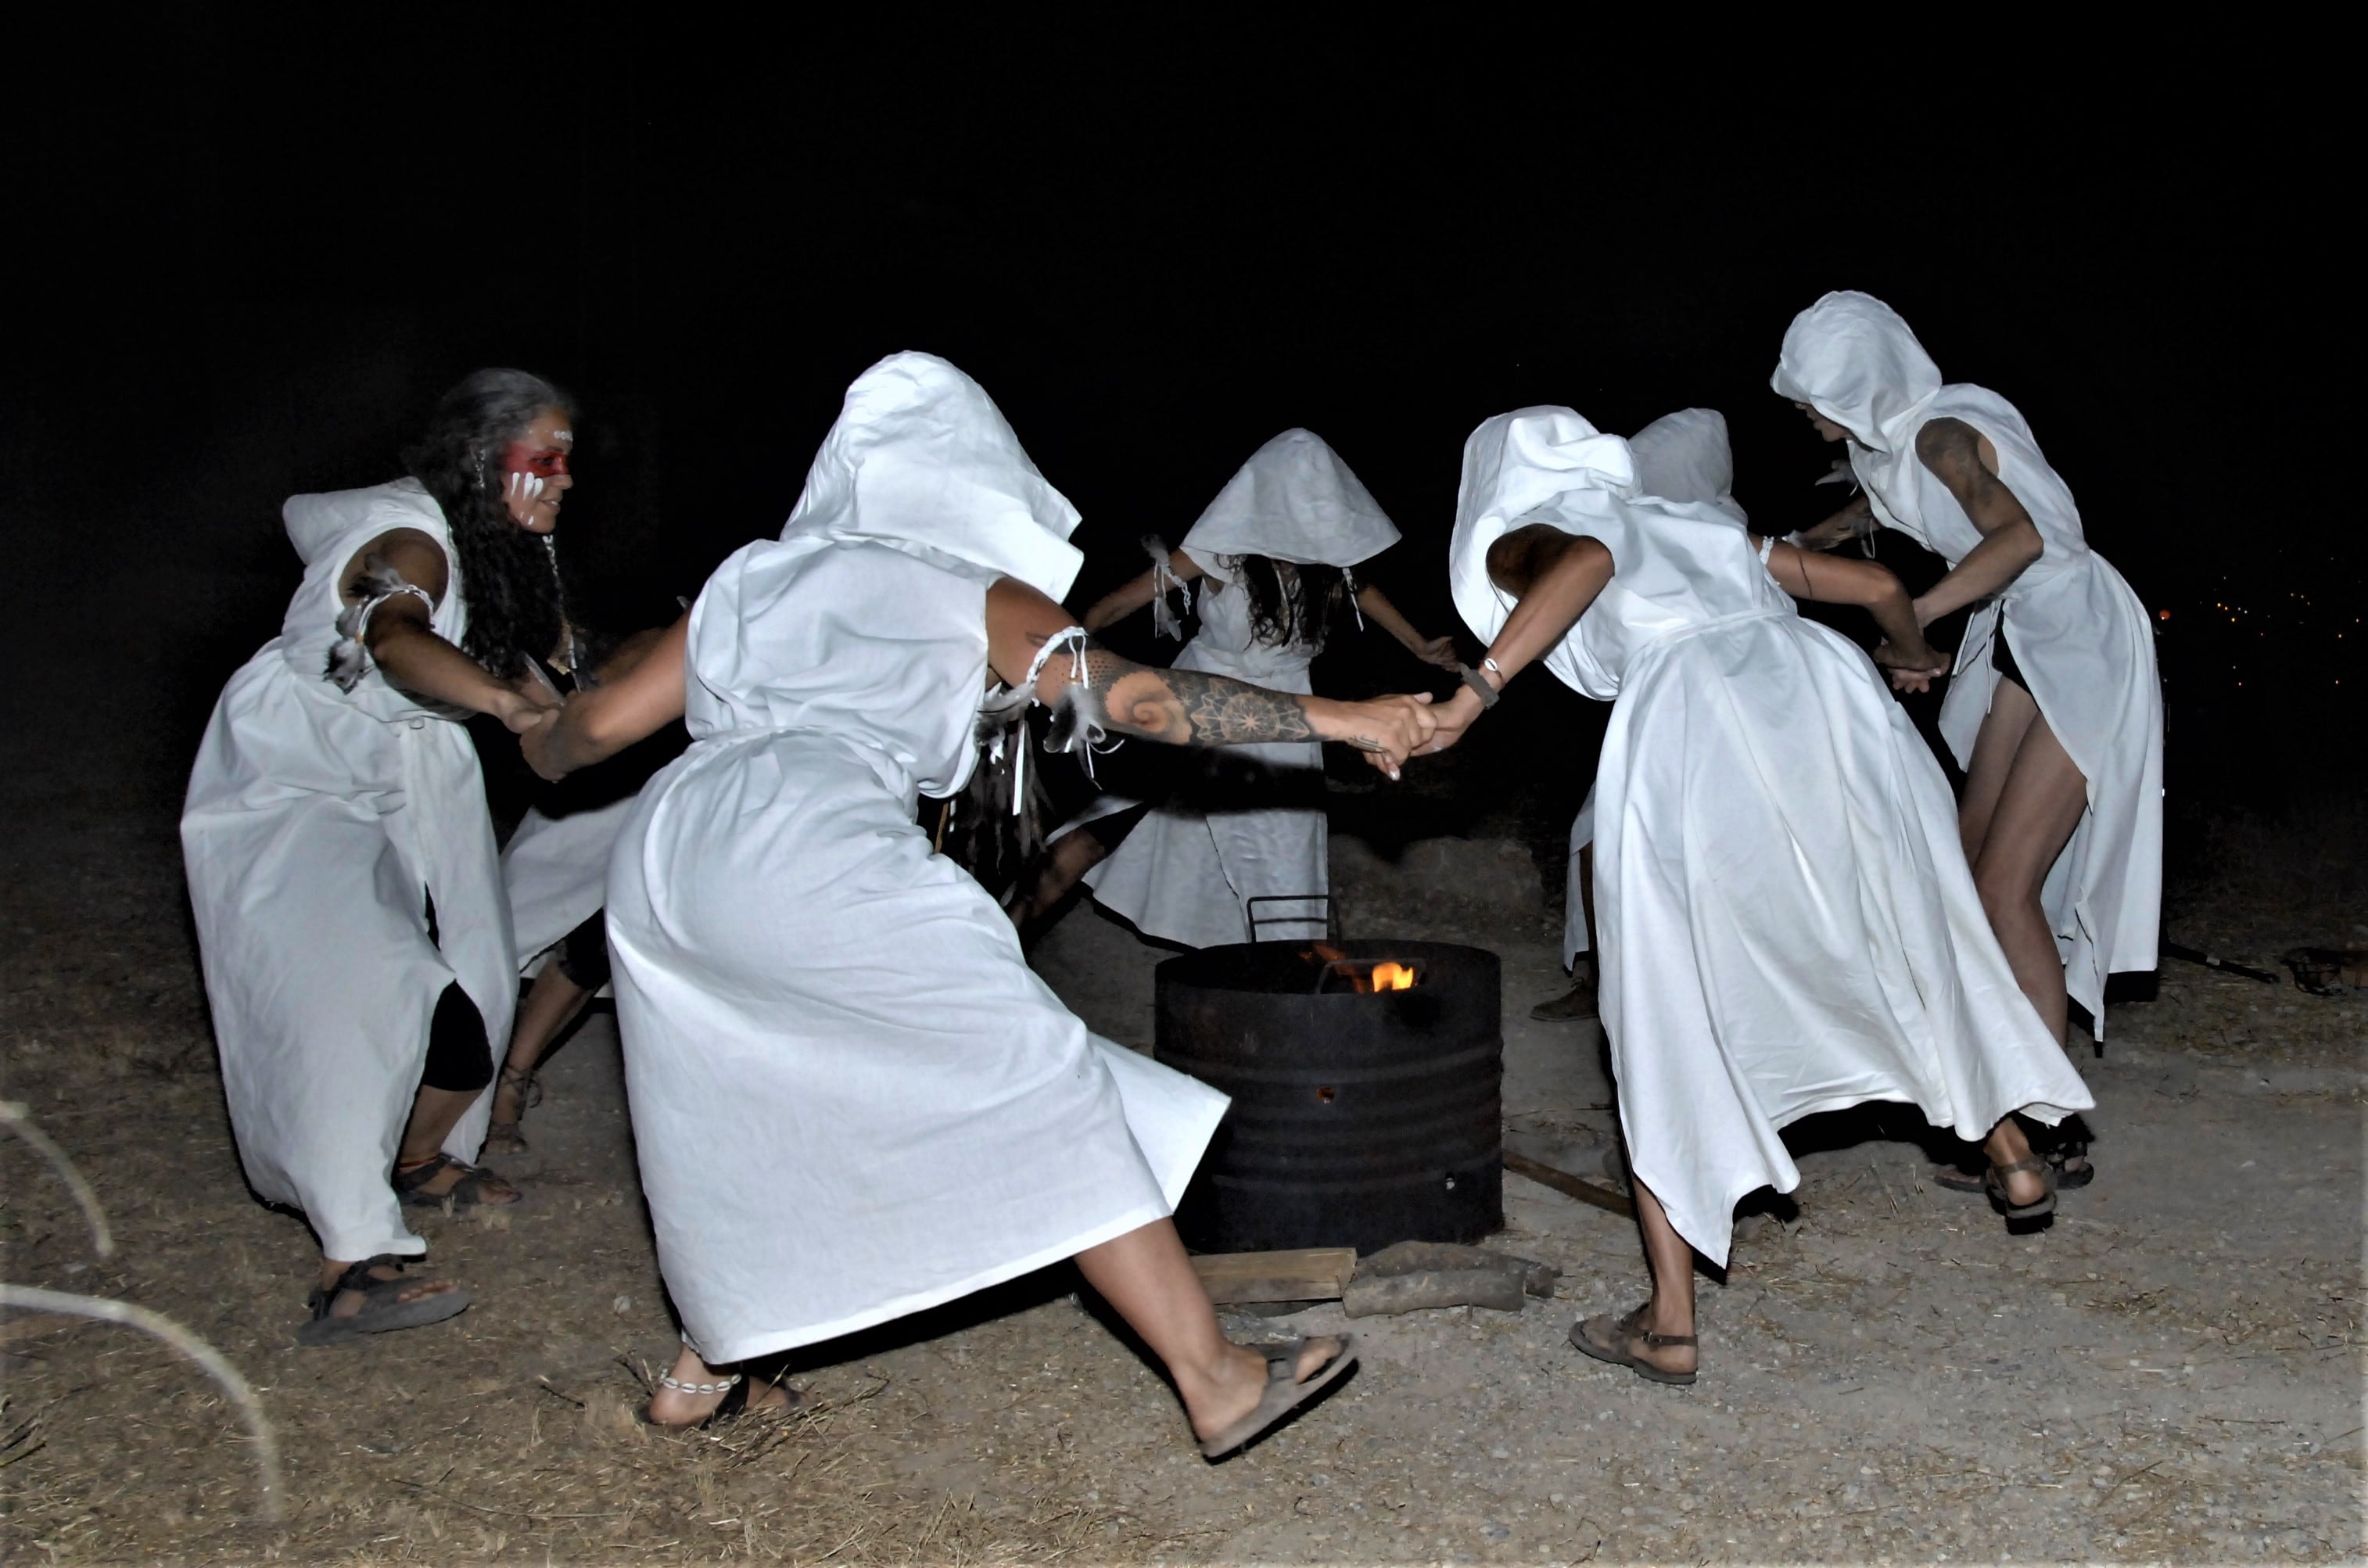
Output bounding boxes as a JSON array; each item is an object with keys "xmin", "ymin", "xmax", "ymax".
[
  {"xmin": 1226, "ymin": 554, "xmax": 1346, "ymax": 652},
  {"xmin": 402, "ymin": 368, "xmax": 577, "ymax": 679}
]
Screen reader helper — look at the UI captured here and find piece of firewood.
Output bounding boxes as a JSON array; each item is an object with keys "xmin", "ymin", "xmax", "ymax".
[
  {"xmin": 1343, "ymin": 1267, "xmax": 1527, "ymax": 1318},
  {"xmin": 1354, "ymin": 1240, "xmax": 1559, "ymax": 1297},
  {"xmin": 1503, "ymin": 1150, "xmax": 1636, "ymax": 1218},
  {"xmin": 1189, "ymin": 1247, "xmax": 1358, "ymax": 1304}
]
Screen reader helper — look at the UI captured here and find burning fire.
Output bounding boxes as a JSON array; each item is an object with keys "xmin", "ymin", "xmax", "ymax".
[{"xmin": 1304, "ymin": 943, "xmax": 1420, "ymax": 993}]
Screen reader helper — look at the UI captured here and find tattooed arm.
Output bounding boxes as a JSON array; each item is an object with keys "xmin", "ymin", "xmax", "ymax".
[
  {"xmin": 985, "ymin": 577, "xmax": 1433, "ymax": 777},
  {"xmin": 1907, "ymin": 416, "xmax": 2044, "ymax": 626}
]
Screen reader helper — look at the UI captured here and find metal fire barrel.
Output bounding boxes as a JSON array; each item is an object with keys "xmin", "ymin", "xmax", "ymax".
[{"xmin": 1154, "ymin": 938, "xmax": 1502, "ymax": 1255}]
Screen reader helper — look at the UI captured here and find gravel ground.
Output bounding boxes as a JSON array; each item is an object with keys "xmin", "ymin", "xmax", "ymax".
[{"xmin": 2, "ymin": 565, "xmax": 2359, "ymax": 1559}]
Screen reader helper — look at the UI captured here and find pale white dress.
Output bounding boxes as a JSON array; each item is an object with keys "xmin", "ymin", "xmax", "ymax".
[
  {"xmin": 1775, "ymin": 291, "xmax": 2164, "ymax": 1032},
  {"xmin": 502, "ymin": 796, "xmax": 633, "ymax": 973},
  {"xmin": 605, "ymin": 353, "xmax": 1228, "ymax": 1363},
  {"xmin": 1451, "ymin": 407, "xmax": 2094, "ymax": 1265},
  {"xmin": 1074, "ymin": 429, "xmax": 1400, "ymax": 948},
  {"xmin": 1078, "ymin": 565, "xmax": 1329, "ymax": 947},
  {"xmin": 182, "ymin": 479, "xmax": 512, "ymax": 1264}
]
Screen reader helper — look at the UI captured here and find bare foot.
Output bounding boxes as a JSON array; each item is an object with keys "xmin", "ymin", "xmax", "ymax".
[
  {"xmin": 1186, "ymin": 1337, "xmax": 1347, "ymax": 1444},
  {"xmin": 644, "ymin": 1345, "xmax": 799, "ymax": 1428}
]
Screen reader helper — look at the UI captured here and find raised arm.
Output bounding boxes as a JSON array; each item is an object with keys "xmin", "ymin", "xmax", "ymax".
[
  {"xmin": 1421, "ymin": 526, "xmax": 1616, "ymax": 755},
  {"xmin": 346, "ymin": 529, "xmax": 554, "ymax": 731},
  {"xmin": 1756, "ymin": 537, "xmax": 1951, "ymax": 693},
  {"xmin": 1081, "ymin": 549, "xmax": 1204, "ymax": 633},
  {"xmin": 985, "ymin": 576, "xmax": 1433, "ymax": 778},
  {"xmin": 1907, "ymin": 416, "xmax": 2043, "ymax": 625},
  {"xmin": 521, "ymin": 615, "xmax": 690, "ymax": 780},
  {"xmin": 1353, "ymin": 579, "xmax": 1460, "ymax": 668}
]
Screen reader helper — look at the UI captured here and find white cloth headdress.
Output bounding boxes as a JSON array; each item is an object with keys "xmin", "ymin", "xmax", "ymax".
[
  {"xmin": 1770, "ymin": 291, "xmax": 1945, "ymax": 507},
  {"xmin": 1627, "ymin": 408, "xmax": 1746, "ymax": 526},
  {"xmin": 1447, "ymin": 406, "xmax": 1636, "ymax": 648},
  {"xmin": 780, "ymin": 351, "xmax": 1085, "ymax": 602},
  {"xmin": 1179, "ymin": 429, "xmax": 1399, "ymax": 578}
]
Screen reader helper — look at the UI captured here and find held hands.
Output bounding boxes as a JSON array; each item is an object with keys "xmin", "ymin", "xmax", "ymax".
[
  {"xmin": 1414, "ymin": 684, "xmax": 1487, "ymax": 755},
  {"xmin": 1326, "ymin": 693, "xmax": 1437, "ymax": 780},
  {"xmin": 1872, "ymin": 637, "xmax": 1951, "ymax": 694}
]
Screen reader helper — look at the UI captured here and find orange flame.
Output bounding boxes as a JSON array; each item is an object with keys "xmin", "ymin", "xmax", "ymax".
[{"xmin": 1370, "ymin": 961, "xmax": 1416, "ymax": 991}]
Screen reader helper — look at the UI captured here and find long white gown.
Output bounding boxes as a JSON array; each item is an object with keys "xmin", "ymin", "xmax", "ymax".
[
  {"xmin": 1561, "ymin": 409, "xmax": 1750, "ymax": 964},
  {"xmin": 605, "ymin": 353, "xmax": 1229, "ymax": 1364},
  {"xmin": 501, "ymin": 797, "xmax": 633, "ymax": 971},
  {"xmin": 1774, "ymin": 291, "xmax": 2163, "ymax": 1032},
  {"xmin": 182, "ymin": 479, "xmax": 512, "ymax": 1264},
  {"xmin": 1077, "ymin": 429, "xmax": 1401, "ymax": 948},
  {"xmin": 1450, "ymin": 407, "xmax": 2094, "ymax": 1266}
]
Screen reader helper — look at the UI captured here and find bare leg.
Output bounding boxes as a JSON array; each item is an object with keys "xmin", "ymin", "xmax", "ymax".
[
  {"xmin": 488, "ymin": 961, "xmax": 591, "ymax": 1146},
  {"xmin": 396, "ymin": 1085, "xmax": 519, "ymax": 1203},
  {"xmin": 1072, "ymin": 1218, "xmax": 1342, "ymax": 1442},
  {"xmin": 1967, "ymin": 706, "xmax": 2090, "ymax": 1047},
  {"xmin": 645, "ymin": 1344, "xmax": 798, "ymax": 1426},
  {"xmin": 1008, "ymin": 831, "xmax": 1112, "ymax": 928},
  {"xmin": 1626, "ymin": 1179, "xmax": 1699, "ymax": 1376}
]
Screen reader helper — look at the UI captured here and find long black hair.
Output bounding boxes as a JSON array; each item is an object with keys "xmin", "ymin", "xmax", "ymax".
[
  {"xmin": 402, "ymin": 368, "xmax": 576, "ymax": 679},
  {"xmin": 1226, "ymin": 554, "xmax": 1347, "ymax": 651}
]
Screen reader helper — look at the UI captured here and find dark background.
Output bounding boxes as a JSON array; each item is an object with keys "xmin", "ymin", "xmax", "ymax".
[{"xmin": 5, "ymin": 23, "xmax": 2351, "ymax": 822}]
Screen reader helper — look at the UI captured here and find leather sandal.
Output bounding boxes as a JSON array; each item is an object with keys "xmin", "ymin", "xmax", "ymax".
[
  {"xmin": 1570, "ymin": 1306, "xmax": 1696, "ymax": 1386},
  {"xmin": 393, "ymin": 1151, "xmax": 520, "ymax": 1211},
  {"xmin": 296, "ymin": 1254, "xmax": 472, "ymax": 1347},
  {"xmin": 1985, "ymin": 1157, "xmax": 2057, "ymax": 1231},
  {"xmin": 1198, "ymin": 1336, "xmax": 1358, "ymax": 1460}
]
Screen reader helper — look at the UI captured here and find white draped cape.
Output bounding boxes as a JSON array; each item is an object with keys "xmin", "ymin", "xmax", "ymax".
[
  {"xmin": 1451, "ymin": 407, "xmax": 2092, "ymax": 1265},
  {"xmin": 605, "ymin": 353, "xmax": 1226, "ymax": 1362},
  {"xmin": 182, "ymin": 479, "xmax": 512, "ymax": 1263},
  {"xmin": 1774, "ymin": 290, "xmax": 2163, "ymax": 1032}
]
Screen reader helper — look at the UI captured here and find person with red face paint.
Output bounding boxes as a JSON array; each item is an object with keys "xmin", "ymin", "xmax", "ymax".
[{"xmin": 183, "ymin": 369, "xmax": 574, "ymax": 1344}]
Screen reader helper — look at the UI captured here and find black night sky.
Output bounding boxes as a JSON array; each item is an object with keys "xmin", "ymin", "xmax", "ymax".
[{"xmin": 7, "ymin": 26, "xmax": 2352, "ymax": 815}]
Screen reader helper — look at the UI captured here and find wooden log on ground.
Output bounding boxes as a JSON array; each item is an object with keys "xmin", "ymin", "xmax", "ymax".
[
  {"xmin": 1343, "ymin": 1266, "xmax": 1527, "ymax": 1318},
  {"xmin": 1189, "ymin": 1247, "xmax": 1358, "ymax": 1305},
  {"xmin": 1504, "ymin": 1149, "xmax": 1636, "ymax": 1218},
  {"xmin": 1355, "ymin": 1240, "xmax": 1559, "ymax": 1297}
]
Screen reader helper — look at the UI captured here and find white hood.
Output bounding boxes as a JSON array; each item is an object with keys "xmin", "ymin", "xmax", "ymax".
[
  {"xmin": 1179, "ymin": 428, "xmax": 1399, "ymax": 573},
  {"xmin": 1771, "ymin": 290, "xmax": 1944, "ymax": 457},
  {"xmin": 780, "ymin": 352, "xmax": 1083, "ymax": 602},
  {"xmin": 1627, "ymin": 407, "xmax": 1745, "ymax": 524},
  {"xmin": 1447, "ymin": 406, "xmax": 1635, "ymax": 648}
]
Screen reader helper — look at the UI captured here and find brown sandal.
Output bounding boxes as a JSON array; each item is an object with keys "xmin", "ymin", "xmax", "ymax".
[{"xmin": 1570, "ymin": 1306, "xmax": 1696, "ymax": 1386}]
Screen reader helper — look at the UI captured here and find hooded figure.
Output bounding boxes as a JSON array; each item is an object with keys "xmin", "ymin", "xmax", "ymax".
[
  {"xmin": 1072, "ymin": 429, "xmax": 1403, "ymax": 948},
  {"xmin": 183, "ymin": 479, "xmax": 516, "ymax": 1268},
  {"xmin": 1773, "ymin": 291, "xmax": 2162, "ymax": 1035},
  {"xmin": 1554, "ymin": 409, "xmax": 1749, "ymax": 973},
  {"xmin": 602, "ymin": 353, "xmax": 1229, "ymax": 1362},
  {"xmin": 1448, "ymin": 405, "xmax": 2091, "ymax": 1270}
]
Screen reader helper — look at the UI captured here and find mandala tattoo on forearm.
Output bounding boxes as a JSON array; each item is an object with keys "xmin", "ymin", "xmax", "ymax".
[{"xmin": 1064, "ymin": 644, "xmax": 1318, "ymax": 747}]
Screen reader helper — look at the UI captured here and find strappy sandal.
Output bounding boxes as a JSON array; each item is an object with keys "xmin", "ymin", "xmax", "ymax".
[
  {"xmin": 296, "ymin": 1254, "xmax": 472, "ymax": 1347},
  {"xmin": 1985, "ymin": 1157, "xmax": 2057, "ymax": 1232},
  {"xmin": 394, "ymin": 1151, "xmax": 520, "ymax": 1211},
  {"xmin": 483, "ymin": 1067, "xmax": 540, "ymax": 1158},
  {"xmin": 1198, "ymin": 1336, "xmax": 1358, "ymax": 1461},
  {"xmin": 1570, "ymin": 1306, "xmax": 1697, "ymax": 1386}
]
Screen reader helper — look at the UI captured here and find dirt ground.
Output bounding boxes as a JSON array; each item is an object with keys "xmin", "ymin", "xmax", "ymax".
[{"xmin": 2, "ymin": 611, "xmax": 2363, "ymax": 1561}]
